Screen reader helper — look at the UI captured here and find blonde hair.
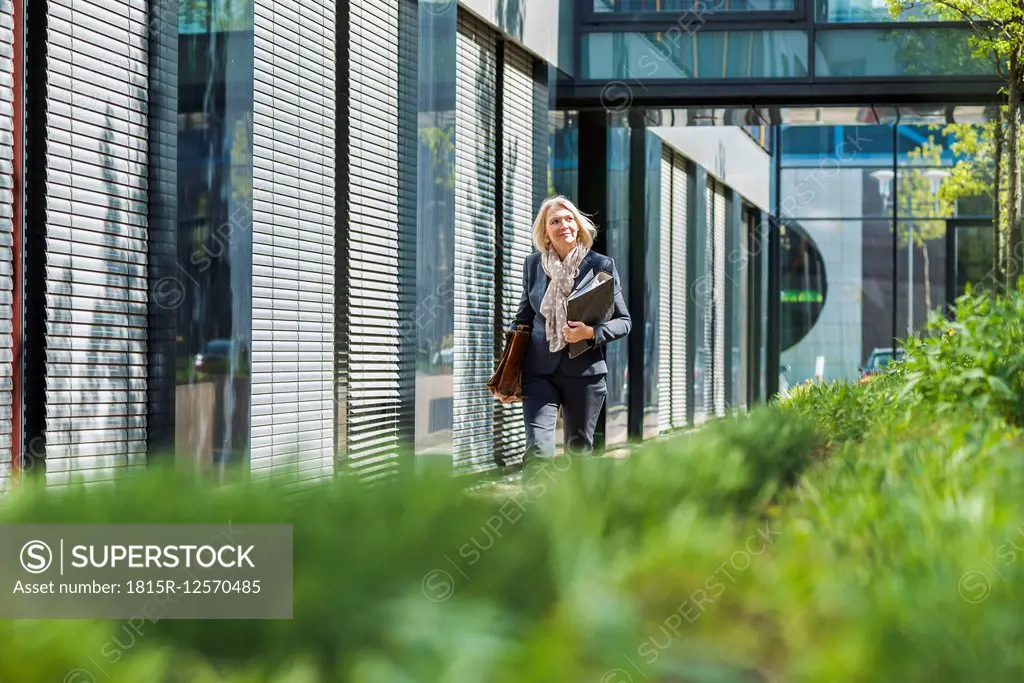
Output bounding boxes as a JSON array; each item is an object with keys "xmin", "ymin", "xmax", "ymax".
[{"xmin": 531, "ymin": 196, "xmax": 597, "ymax": 252}]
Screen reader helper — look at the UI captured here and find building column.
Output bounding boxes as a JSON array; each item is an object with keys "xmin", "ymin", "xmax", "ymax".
[{"xmin": 627, "ymin": 110, "xmax": 646, "ymax": 440}]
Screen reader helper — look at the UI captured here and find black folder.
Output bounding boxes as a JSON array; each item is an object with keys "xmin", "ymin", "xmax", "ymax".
[{"xmin": 564, "ymin": 270, "xmax": 615, "ymax": 359}]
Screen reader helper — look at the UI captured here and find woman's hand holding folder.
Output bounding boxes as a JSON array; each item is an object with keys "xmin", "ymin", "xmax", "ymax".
[{"xmin": 564, "ymin": 271, "xmax": 616, "ymax": 358}]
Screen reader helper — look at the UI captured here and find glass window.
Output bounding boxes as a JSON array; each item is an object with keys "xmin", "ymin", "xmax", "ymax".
[
  {"xmin": 779, "ymin": 223, "xmax": 828, "ymax": 353},
  {"xmin": 729, "ymin": 199, "xmax": 749, "ymax": 409},
  {"xmin": 896, "ymin": 166, "xmax": 953, "ymax": 220},
  {"xmin": 779, "ymin": 125, "xmax": 965, "ymax": 223},
  {"xmin": 780, "ymin": 126, "xmax": 832, "ymax": 157},
  {"xmin": 895, "ymin": 219, "xmax": 947, "ymax": 335},
  {"xmin": 817, "ymin": 0, "xmax": 936, "ymax": 22},
  {"xmin": 781, "ymin": 124, "xmax": 892, "ymax": 160},
  {"xmin": 815, "ymin": 28, "xmax": 989, "ymax": 77},
  {"xmin": 954, "ymin": 224, "xmax": 996, "ymax": 297},
  {"xmin": 955, "ymin": 193, "xmax": 994, "ymax": 219},
  {"xmin": 895, "ymin": 124, "xmax": 957, "ymax": 160},
  {"xmin": 775, "ymin": 118, "xmax": 986, "ymax": 389},
  {"xmin": 780, "ymin": 166, "xmax": 889, "ymax": 221},
  {"xmin": 896, "ymin": 123, "xmax": 993, "ymax": 219},
  {"xmin": 550, "ymin": 111, "xmax": 579, "ymax": 200},
  {"xmin": 594, "ymin": 0, "xmax": 795, "ymax": 11},
  {"xmin": 759, "ymin": 215, "xmax": 770, "ymax": 401},
  {"xmin": 415, "ymin": 4, "xmax": 457, "ymax": 455},
  {"xmin": 779, "ymin": 219, "xmax": 867, "ymax": 385},
  {"xmin": 775, "ymin": 215, "xmax": 954, "ymax": 382},
  {"xmin": 605, "ymin": 117, "xmax": 631, "ymax": 446},
  {"xmin": 175, "ymin": 1, "xmax": 254, "ymax": 475},
  {"xmin": 644, "ymin": 131, "xmax": 662, "ymax": 438},
  {"xmin": 582, "ymin": 31, "xmax": 809, "ymax": 80}
]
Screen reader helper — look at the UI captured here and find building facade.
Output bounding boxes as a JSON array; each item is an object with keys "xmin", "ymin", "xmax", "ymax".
[{"xmin": 0, "ymin": 0, "xmax": 998, "ymax": 493}]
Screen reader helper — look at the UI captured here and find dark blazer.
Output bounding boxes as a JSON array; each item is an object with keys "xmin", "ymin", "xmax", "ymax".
[{"xmin": 511, "ymin": 249, "xmax": 631, "ymax": 377}]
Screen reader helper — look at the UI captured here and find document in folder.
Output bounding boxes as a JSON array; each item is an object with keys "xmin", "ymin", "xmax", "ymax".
[{"xmin": 564, "ymin": 270, "xmax": 615, "ymax": 359}]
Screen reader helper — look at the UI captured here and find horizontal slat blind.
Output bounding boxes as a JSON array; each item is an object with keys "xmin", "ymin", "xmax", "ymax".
[
  {"xmin": 657, "ymin": 149, "xmax": 672, "ymax": 434},
  {"xmin": 713, "ymin": 180, "xmax": 727, "ymax": 417},
  {"xmin": 336, "ymin": 0, "xmax": 416, "ymax": 479},
  {"xmin": 43, "ymin": 0, "xmax": 148, "ymax": 485},
  {"xmin": 454, "ymin": 11, "xmax": 496, "ymax": 473},
  {"xmin": 671, "ymin": 157, "xmax": 688, "ymax": 428},
  {"xmin": 0, "ymin": 0, "xmax": 13, "ymax": 496},
  {"xmin": 531, "ymin": 55, "xmax": 549, "ymax": 208},
  {"xmin": 494, "ymin": 43, "xmax": 538, "ymax": 468},
  {"xmin": 250, "ymin": 0, "xmax": 336, "ymax": 480},
  {"xmin": 702, "ymin": 181, "xmax": 715, "ymax": 418}
]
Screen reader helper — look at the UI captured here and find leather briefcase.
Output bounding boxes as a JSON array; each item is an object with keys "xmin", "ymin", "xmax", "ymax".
[{"xmin": 488, "ymin": 325, "xmax": 531, "ymax": 401}]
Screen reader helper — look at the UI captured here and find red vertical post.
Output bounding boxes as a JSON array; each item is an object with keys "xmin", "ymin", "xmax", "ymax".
[{"xmin": 11, "ymin": 0, "xmax": 22, "ymax": 482}]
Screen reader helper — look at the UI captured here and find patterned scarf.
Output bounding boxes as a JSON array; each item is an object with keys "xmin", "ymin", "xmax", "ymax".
[{"xmin": 539, "ymin": 245, "xmax": 590, "ymax": 353}]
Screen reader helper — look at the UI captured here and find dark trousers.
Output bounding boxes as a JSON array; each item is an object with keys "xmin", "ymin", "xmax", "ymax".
[{"xmin": 521, "ymin": 367, "xmax": 608, "ymax": 468}]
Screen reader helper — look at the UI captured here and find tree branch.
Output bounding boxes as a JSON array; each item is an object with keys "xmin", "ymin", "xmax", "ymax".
[{"xmin": 928, "ymin": 0, "xmax": 1015, "ymax": 46}]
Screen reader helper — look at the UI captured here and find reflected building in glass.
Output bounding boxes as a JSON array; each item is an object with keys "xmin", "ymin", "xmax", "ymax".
[
  {"xmin": 174, "ymin": 0, "xmax": 254, "ymax": 476},
  {"xmin": 777, "ymin": 120, "xmax": 991, "ymax": 386},
  {"xmin": 415, "ymin": 0, "xmax": 457, "ymax": 460}
]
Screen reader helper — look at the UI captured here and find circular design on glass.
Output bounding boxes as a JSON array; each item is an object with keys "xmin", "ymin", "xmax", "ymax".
[{"xmin": 780, "ymin": 223, "xmax": 828, "ymax": 352}]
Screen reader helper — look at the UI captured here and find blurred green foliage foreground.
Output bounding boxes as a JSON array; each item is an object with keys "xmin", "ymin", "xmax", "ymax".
[{"xmin": 6, "ymin": 284, "xmax": 1024, "ymax": 682}]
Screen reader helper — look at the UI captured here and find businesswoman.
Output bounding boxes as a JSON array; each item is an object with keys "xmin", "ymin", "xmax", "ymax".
[{"xmin": 503, "ymin": 196, "xmax": 631, "ymax": 470}]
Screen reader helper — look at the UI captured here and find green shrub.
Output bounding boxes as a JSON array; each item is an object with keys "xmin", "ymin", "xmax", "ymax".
[
  {"xmin": 0, "ymin": 464, "xmax": 567, "ymax": 681},
  {"xmin": 899, "ymin": 284, "xmax": 1024, "ymax": 425},
  {"xmin": 776, "ymin": 373, "xmax": 903, "ymax": 449},
  {"xmin": 602, "ymin": 403, "xmax": 1024, "ymax": 682},
  {"xmin": 535, "ymin": 406, "xmax": 822, "ymax": 547},
  {"xmin": 9, "ymin": 286, "xmax": 1024, "ymax": 682},
  {"xmin": 0, "ymin": 404, "xmax": 825, "ymax": 683}
]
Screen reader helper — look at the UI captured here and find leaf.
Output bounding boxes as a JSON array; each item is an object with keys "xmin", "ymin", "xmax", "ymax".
[
  {"xmin": 987, "ymin": 374, "xmax": 1015, "ymax": 399},
  {"xmin": 963, "ymin": 368, "xmax": 988, "ymax": 381}
]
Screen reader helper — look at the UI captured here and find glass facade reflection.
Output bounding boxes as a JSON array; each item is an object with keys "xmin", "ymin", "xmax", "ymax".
[
  {"xmin": 895, "ymin": 219, "xmax": 947, "ymax": 335},
  {"xmin": 174, "ymin": 2, "xmax": 254, "ymax": 476},
  {"xmin": 550, "ymin": 111, "xmax": 579, "ymax": 201},
  {"xmin": 729, "ymin": 196, "xmax": 749, "ymax": 409},
  {"xmin": 594, "ymin": 0, "xmax": 795, "ymax": 10},
  {"xmin": 776, "ymin": 122, "xmax": 993, "ymax": 387},
  {"xmin": 583, "ymin": 31, "xmax": 809, "ymax": 80},
  {"xmin": 815, "ymin": 28, "xmax": 987, "ymax": 77},
  {"xmin": 953, "ymin": 223, "xmax": 996, "ymax": 299},
  {"xmin": 415, "ymin": 2, "xmax": 457, "ymax": 457},
  {"xmin": 779, "ymin": 222, "xmax": 827, "ymax": 349},
  {"xmin": 817, "ymin": 0, "xmax": 935, "ymax": 22},
  {"xmin": 605, "ymin": 116, "xmax": 630, "ymax": 446},
  {"xmin": 644, "ymin": 131, "xmax": 661, "ymax": 438},
  {"xmin": 13, "ymin": 0, "xmax": 1003, "ymax": 490}
]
